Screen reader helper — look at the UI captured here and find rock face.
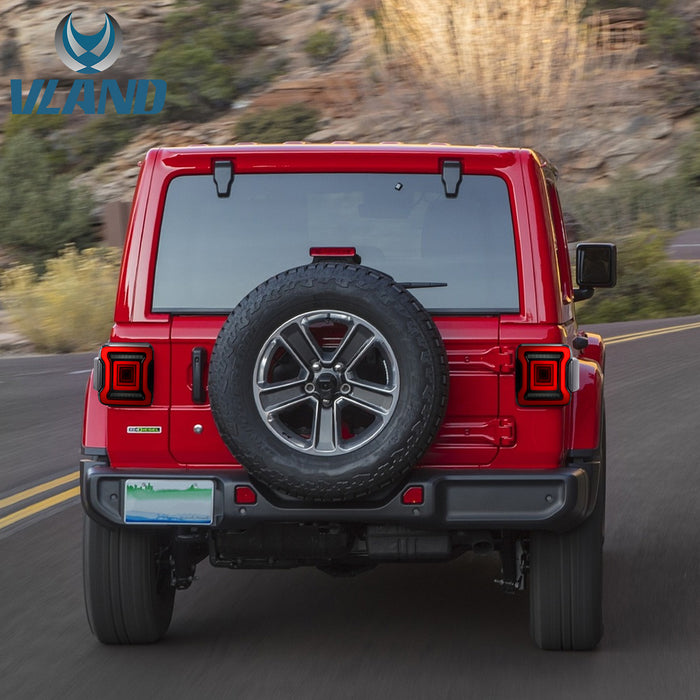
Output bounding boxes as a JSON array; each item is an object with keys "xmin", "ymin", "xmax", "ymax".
[
  {"xmin": 247, "ymin": 74, "xmax": 363, "ymax": 118},
  {"xmin": 585, "ymin": 6, "xmax": 647, "ymax": 51},
  {"xmin": 0, "ymin": 0, "xmax": 698, "ymax": 213},
  {"xmin": 676, "ymin": 1, "xmax": 700, "ymax": 41}
]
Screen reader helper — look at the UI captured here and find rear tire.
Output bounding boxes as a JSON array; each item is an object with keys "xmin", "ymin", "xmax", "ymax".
[
  {"xmin": 529, "ymin": 428, "xmax": 605, "ymax": 651},
  {"xmin": 83, "ymin": 515, "xmax": 175, "ymax": 644}
]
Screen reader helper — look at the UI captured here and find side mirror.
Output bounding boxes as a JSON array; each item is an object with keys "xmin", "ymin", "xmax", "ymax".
[{"xmin": 574, "ymin": 243, "xmax": 617, "ymax": 301}]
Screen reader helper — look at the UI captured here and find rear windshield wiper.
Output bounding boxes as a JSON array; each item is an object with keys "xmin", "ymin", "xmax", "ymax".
[{"xmin": 398, "ymin": 282, "xmax": 447, "ymax": 289}]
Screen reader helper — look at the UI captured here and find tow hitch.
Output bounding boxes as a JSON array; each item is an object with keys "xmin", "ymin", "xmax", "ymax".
[{"xmin": 495, "ymin": 536, "xmax": 527, "ymax": 593}]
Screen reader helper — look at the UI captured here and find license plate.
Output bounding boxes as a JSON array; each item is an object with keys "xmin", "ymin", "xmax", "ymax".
[{"xmin": 124, "ymin": 479, "xmax": 214, "ymax": 525}]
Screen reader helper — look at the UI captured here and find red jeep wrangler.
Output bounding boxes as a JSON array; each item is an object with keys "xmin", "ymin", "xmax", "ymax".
[{"xmin": 81, "ymin": 144, "xmax": 616, "ymax": 649}]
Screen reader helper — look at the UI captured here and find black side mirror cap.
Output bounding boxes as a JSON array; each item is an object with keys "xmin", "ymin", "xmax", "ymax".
[{"xmin": 576, "ymin": 243, "xmax": 617, "ymax": 288}]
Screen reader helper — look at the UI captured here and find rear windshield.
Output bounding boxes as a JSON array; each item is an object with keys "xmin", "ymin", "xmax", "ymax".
[{"xmin": 152, "ymin": 172, "xmax": 519, "ymax": 313}]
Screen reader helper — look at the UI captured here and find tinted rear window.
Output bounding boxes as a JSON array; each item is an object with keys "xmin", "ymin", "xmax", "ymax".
[{"xmin": 152, "ymin": 173, "xmax": 519, "ymax": 313}]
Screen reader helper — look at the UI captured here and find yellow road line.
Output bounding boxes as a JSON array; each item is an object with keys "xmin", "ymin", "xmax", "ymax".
[
  {"xmin": 606, "ymin": 320, "xmax": 700, "ymax": 342},
  {"xmin": 0, "ymin": 486, "xmax": 80, "ymax": 531},
  {"xmin": 605, "ymin": 321, "xmax": 700, "ymax": 345},
  {"xmin": 0, "ymin": 471, "xmax": 80, "ymax": 511}
]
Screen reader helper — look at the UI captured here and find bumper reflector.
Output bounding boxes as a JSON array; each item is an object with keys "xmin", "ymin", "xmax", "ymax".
[
  {"xmin": 234, "ymin": 485, "xmax": 257, "ymax": 505},
  {"xmin": 402, "ymin": 485, "xmax": 424, "ymax": 505}
]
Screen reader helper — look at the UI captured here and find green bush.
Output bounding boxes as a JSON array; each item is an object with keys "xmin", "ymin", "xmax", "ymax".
[
  {"xmin": 304, "ymin": 29, "xmax": 340, "ymax": 65},
  {"xmin": 235, "ymin": 54, "xmax": 288, "ymax": 94},
  {"xmin": 0, "ymin": 246, "xmax": 121, "ymax": 352},
  {"xmin": 67, "ymin": 112, "xmax": 143, "ymax": 172},
  {"xmin": 563, "ymin": 169, "xmax": 700, "ymax": 241},
  {"xmin": 575, "ymin": 230, "xmax": 700, "ymax": 323},
  {"xmin": 3, "ymin": 112, "xmax": 67, "ymax": 140},
  {"xmin": 678, "ymin": 117, "xmax": 700, "ymax": 191},
  {"xmin": 644, "ymin": 3, "xmax": 694, "ymax": 62},
  {"xmin": 0, "ymin": 132, "xmax": 97, "ymax": 268},
  {"xmin": 151, "ymin": 0, "xmax": 258, "ymax": 122},
  {"xmin": 3, "ymin": 112, "xmax": 70, "ymax": 171},
  {"xmin": 235, "ymin": 103, "xmax": 320, "ymax": 143}
]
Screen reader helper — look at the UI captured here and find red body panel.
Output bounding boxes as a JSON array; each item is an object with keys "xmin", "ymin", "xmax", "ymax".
[
  {"xmin": 423, "ymin": 317, "xmax": 501, "ymax": 466},
  {"xmin": 92, "ymin": 144, "xmax": 605, "ymax": 472},
  {"xmin": 579, "ymin": 332, "xmax": 605, "ymax": 370},
  {"xmin": 567, "ymin": 359, "xmax": 604, "ymax": 451},
  {"xmin": 169, "ymin": 316, "xmax": 236, "ymax": 467}
]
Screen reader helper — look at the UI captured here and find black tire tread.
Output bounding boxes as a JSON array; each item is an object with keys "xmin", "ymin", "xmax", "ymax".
[
  {"xmin": 528, "ymin": 425, "xmax": 605, "ymax": 651},
  {"xmin": 83, "ymin": 516, "xmax": 175, "ymax": 644}
]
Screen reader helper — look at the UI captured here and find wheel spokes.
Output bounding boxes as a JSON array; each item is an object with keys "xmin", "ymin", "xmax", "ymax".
[
  {"xmin": 254, "ymin": 310, "xmax": 400, "ymax": 455},
  {"xmin": 344, "ymin": 380, "xmax": 397, "ymax": 415},
  {"xmin": 331, "ymin": 322, "xmax": 375, "ymax": 369},
  {"xmin": 257, "ymin": 379, "xmax": 310, "ymax": 413},
  {"xmin": 278, "ymin": 322, "xmax": 321, "ymax": 370},
  {"xmin": 312, "ymin": 401, "xmax": 338, "ymax": 453}
]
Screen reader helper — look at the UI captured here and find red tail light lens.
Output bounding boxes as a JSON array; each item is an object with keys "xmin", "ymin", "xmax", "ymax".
[
  {"xmin": 516, "ymin": 345, "xmax": 572, "ymax": 406},
  {"xmin": 95, "ymin": 344, "xmax": 154, "ymax": 406}
]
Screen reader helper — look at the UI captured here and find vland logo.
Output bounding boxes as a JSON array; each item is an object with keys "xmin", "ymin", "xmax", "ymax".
[
  {"xmin": 55, "ymin": 12, "xmax": 123, "ymax": 74},
  {"xmin": 11, "ymin": 11, "xmax": 166, "ymax": 115}
]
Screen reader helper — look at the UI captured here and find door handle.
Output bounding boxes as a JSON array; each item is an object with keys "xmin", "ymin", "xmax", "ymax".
[{"xmin": 192, "ymin": 347, "xmax": 207, "ymax": 404}]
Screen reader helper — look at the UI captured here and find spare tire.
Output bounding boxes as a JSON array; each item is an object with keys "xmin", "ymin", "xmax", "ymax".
[{"xmin": 209, "ymin": 263, "xmax": 448, "ymax": 501}]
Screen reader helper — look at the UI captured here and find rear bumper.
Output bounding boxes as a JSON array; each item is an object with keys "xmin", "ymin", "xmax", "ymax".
[{"xmin": 81, "ymin": 459, "xmax": 601, "ymax": 534}]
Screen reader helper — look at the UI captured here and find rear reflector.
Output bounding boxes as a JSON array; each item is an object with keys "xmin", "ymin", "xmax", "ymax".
[
  {"xmin": 516, "ymin": 344, "xmax": 572, "ymax": 406},
  {"xmin": 234, "ymin": 485, "xmax": 257, "ymax": 504},
  {"xmin": 402, "ymin": 485, "xmax": 424, "ymax": 505},
  {"xmin": 95, "ymin": 344, "xmax": 153, "ymax": 406}
]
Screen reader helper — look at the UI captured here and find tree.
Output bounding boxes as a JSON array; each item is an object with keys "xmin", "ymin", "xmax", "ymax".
[
  {"xmin": 0, "ymin": 132, "xmax": 96, "ymax": 268},
  {"xmin": 150, "ymin": 0, "xmax": 258, "ymax": 122}
]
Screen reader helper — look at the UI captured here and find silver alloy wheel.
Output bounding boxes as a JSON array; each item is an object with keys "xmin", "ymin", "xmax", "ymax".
[{"xmin": 253, "ymin": 310, "xmax": 400, "ymax": 455}]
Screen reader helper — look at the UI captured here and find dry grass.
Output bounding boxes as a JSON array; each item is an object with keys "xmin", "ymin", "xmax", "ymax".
[
  {"xmin": 0, "ymin": 246, "xmax": 121, "ymax": 353},
  {"xmin": 380, "ymin": 0, "xmax": 637, "ymax": 148}
]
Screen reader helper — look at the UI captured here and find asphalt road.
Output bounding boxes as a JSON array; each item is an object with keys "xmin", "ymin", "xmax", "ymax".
[
  {"xmin": 669, "ymin": 229, "xmax": 700, "ymax": 261},
  {"xmin": 1, "ymin": 316, "xmax": 699, "ymax": 699}
]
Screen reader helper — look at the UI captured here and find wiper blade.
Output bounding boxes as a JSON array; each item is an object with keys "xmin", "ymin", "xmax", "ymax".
[{"xmin": 397, "ymin": 282, "xmax": 447, "ymax": 289}]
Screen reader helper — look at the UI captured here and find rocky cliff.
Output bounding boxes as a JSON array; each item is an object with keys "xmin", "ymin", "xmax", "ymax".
[{"xmin": 1, "ymin": 0, "xmax": 699, "ymax": 212}]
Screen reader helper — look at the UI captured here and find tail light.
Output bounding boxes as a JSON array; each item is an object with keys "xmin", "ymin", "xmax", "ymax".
[
  {"xmin": 516, "ymin": 345, "xmax": 578, "ymax": 406},
  {"xmin": 94, "ymin": 344, "xmax": 154, "ymax": 406}
]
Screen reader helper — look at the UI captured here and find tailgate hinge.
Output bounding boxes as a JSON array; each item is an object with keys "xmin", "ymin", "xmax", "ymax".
[
  {"xmin": 458, "ymin": 417, "xmax": 516, "ymax": 446},
  {"xmin": 463, "ymin": 346, "xmax": 514, "ymax": 373},
  {"xmin": 497, "ymin": 417, "xmax": 515, "ymax": 446}
]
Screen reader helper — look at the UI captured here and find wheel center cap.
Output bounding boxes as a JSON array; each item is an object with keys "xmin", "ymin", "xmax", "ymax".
[{"xmin": 316, "ymin": 371, "xmax": 339, "ymax": 399}]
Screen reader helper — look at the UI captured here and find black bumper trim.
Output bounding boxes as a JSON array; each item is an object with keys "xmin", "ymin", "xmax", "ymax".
[
  {"xmin": 81, "ymin": 460, "xmax": 600, "ymax": 534},
  {"xmin": 82, "ymin": 445, "xmax": 108, "ymax": 458}
]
